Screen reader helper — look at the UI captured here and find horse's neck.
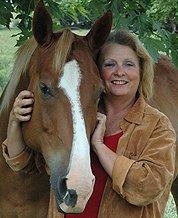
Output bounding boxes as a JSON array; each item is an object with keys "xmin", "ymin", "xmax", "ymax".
[
  {"xmin": 0, "ymin": 73, "xmax": 29, "ymax": 144},
  {"xmin": 151, "ymin": 57, "xmax": 178, "ymax": 139}
]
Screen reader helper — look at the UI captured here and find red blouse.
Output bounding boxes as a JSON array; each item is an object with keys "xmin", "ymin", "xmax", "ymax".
[{"xmin": 65, "ymin": 131, "xmax": 123, "ymax": 218}]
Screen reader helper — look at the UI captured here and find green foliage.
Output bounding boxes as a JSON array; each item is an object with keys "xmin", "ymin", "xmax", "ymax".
[
  {"xmin": 149, "ymin": 0, "xmax": 178, "ymax": 23},
  {"xmin": 164, "ymin": 193, "xmax": 177, "ymax": 218},
  {"xmin": 0, "ymin": 0, "xmax": 178, "ymax": 67},
  {"xmin": 0, "ymin": 0, "xmax": 14, "ymax": 28},
  {"xmin": 110, "ymin": 0, "xmax": 178, "ymax": 67},
  {"xmin": 0, "ymin": 28, "xmax": 19, "ymax": 93}
]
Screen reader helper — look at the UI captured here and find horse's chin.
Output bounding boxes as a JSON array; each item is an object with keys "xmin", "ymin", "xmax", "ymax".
[
  {"xmin": 56, "ymin": 198, "xmax": 86, "ymax": 214},
  {"xmin": 50, "ymin": 178, "xmax": 83, "ymax": 213},
  {"xmin": 55, "ymin": 189, "xmax": 89, "ymax": 214},
  {"xmin": 54, "ymin": 184, "xmax": 94, "ymax": 214}
]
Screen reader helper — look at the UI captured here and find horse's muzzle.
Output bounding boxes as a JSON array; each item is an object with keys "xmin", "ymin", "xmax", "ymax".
[{"xmin": 52, "ymin": 172, "xmax": 95, "ymax": 213}]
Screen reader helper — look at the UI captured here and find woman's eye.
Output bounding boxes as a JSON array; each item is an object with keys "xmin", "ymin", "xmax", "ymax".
[
  {"xmin": 103, "ymin": 62, "xmax": 116, "ymax": 68},
  {"xmin": 40, "ymin": 83, "xmax": 53, "ymax": 97},
  {"xmin": 124, "ymin": 61, "xmax": 135, "ymax": 67}
]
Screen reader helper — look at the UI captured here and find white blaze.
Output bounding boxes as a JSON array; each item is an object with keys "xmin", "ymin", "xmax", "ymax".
[{"xmin": 58, "ymin": 59, "xmax": 94, "ymax": 212}]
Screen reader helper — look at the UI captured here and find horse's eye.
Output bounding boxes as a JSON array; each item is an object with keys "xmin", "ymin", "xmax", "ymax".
[{"xmin": 39, "ymin": 82, "xmax": 53, "ymax": 97}]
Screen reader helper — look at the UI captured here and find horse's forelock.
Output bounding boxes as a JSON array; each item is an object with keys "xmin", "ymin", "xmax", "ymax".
[
  {"xmin": 0, "ymin": 37, "xmax": 37, "ymax": 112},
  {"xmin": 53, "ymin": 28, "xmax": 74, "ymax": 75}
]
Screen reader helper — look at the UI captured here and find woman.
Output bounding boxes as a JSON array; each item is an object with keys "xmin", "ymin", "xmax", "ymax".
[{"xmin": 2, "ymin": 30, "xmax": 176, "ymax": 217}]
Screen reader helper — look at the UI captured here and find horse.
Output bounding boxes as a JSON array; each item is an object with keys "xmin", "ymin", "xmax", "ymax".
[
  {"xmin": 0, "ymin": 0, "xmax": 112, "ymax": 217},
  {"xmin": 1, "ymin": 1, "xmax": 178, "ymax": 217},
  {"xmin": 151, "ymin": 55, "xmax": 178, "ymax": 211}
]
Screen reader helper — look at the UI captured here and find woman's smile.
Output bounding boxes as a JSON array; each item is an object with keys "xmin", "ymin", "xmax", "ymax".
[{"xmin": 111, "ymin": 79, "xmax": 129, "ymax": 85}]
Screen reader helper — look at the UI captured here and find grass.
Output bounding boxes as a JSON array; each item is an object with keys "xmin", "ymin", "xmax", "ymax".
[
  {"xmin": 0, "ymin": 28, "xmax": 177, "ymax": 218},
  {"xmin": 0, "ymin": 28, "xmax": 19, "ymax": 94},
  {"xmin": 165, "ymin": 194, "xmax": 177, "ymax": 218}
]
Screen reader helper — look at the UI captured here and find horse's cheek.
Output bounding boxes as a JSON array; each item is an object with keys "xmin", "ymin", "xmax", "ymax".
[
  {"xmin": 21, "ymin": 109, "xmax": 42, "ymax": 150},
  {"xmin": 83, "ymin": 103, "xmax": 98, "ymax": 139}
]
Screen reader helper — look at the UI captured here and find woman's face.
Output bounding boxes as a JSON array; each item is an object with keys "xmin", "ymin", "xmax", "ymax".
[{"xmin": 100, "ymin": 43, "xmax": 140, "ymax": 99}]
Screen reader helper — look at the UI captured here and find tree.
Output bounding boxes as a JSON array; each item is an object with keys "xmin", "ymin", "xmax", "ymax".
[
  {"xmin": 0, "ymin": 0, "xmax": 178, "ymax": 67},
  {"xmin": 110, "ymin": 0, "xmax": 178, "ymax": 66}
]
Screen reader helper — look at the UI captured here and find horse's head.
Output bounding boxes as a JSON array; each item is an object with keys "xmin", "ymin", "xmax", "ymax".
[{"xmin": 22, "ymin": 0, "xmax": 112, "ymax": 213}]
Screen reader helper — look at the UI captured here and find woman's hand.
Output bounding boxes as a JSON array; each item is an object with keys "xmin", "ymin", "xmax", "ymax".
[
  {"xmin": 91, "ymin": 112, "xmax": 106, "ymax": 152},
  {"xmin": 10, "ymin": 90, "xmax": 34, "ymax": 124},
  {"xmin": 91, "ymin": 112, "xmax": 118, "ymax": 177},
  {"xmin": 4, "ymin": 90, "xmax": 34, "ymax": 157}
]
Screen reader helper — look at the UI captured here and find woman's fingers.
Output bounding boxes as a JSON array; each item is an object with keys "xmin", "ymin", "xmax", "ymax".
[
  {"xmin": 14, "ymin": 91, "xmax": 34, "ymax": 107},
  {"xmin": 18, "ymin": 90, "xmax": 34, "ymax": 99},
  {"xmin": 15, "ymin": 114, "xmax": 31, "ymax": 122},
  {"xmin": 96, "ymin": 112, "xmax": 106, "ymax": 125},
  {"xmin": 14, "ymin": 98, "xmax": 34, "ymax": 108},
  {"xmin": 96, "ymin": 112, "xmax": 106, "ymax": 119},
  {"xmin": 11, "ymin": 90, "xmax": 34, "ymax": 123},
  {"xmin": 14, "ymin": 106, "xmax": 33, "ymax": 116},
  {"xmin": 92, "ymin": 112, "xmax": 107, "ymax": 143}
]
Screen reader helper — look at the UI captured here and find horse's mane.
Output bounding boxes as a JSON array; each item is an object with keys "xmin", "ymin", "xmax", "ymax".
[
  {"xmin": 0, "ymin": 28, "xmax": 74, "ymax": 113},
  {"xmin": 0, "ymin": 37, "xmax": 37, "ymax": 112},
  {"xmin": 154, "ymin": 55, "xmax": 178, "ymax": 92}
]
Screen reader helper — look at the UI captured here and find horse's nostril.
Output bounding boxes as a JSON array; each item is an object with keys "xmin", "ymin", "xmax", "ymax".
[
  {"xmin": 58, "ymin": 177, "xmax": 67, "ymax": 197},
  {"xmin": 64, "ymin": 189, "xmax": 77, "ymax": 208},
  {"xmin": 57, "ymin": 177, "xmax": 77, "ymax": 208}
]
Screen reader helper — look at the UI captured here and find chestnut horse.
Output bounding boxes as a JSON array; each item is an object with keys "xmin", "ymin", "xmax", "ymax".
[
  {"xmin": 152, "ymin": 55, "xmax": 178, "ymax": 211},
  {"xmin": 0, "ymin": 0, "xmax": 112, "ymax": 217},
  {"xmin": 0, "ymin": 1, "xmax": 178, "ymax": 218}
]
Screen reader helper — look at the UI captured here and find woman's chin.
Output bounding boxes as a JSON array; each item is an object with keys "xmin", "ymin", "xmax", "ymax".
[{"xmin": 110, "ymin": 90, "xmax": 129, "ymax": 97}]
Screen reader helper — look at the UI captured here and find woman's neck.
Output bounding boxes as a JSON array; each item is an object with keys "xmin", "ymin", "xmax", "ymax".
[
  {"xmin": 99, "ymin": 95, "xmax": 137, "ymax": 136},
  {"xmin": 100, "ymin": 94, "xmax": 137, "ymax": 136},
  {"xmin": 104, "ymin": 95, "xmax": 136, "ymax": 118}
]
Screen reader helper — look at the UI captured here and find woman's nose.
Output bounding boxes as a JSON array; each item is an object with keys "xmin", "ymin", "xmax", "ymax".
[{"xmin": 113, "ymin": 65, "xmax": 125, "ymax": 76}]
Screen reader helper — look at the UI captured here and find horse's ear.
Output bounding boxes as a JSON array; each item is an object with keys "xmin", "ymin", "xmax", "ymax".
[
  {"xmin": 86, "ymin": 11, "xmax": 112, "ymax": 52},
  {"xmin": 32, "ymin": 0, "xmax": 53, "ymax": 46}
]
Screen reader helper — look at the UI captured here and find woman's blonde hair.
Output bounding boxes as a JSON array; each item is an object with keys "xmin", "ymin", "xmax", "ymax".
[{"xmin": 97, "ymin": 29, "xmax": 154, "ymax": 100}]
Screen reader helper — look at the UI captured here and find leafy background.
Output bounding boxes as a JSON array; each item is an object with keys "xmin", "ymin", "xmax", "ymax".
[{"xmin": 0, "ymin": 0, "xmax": 178, "ymax": 66}]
